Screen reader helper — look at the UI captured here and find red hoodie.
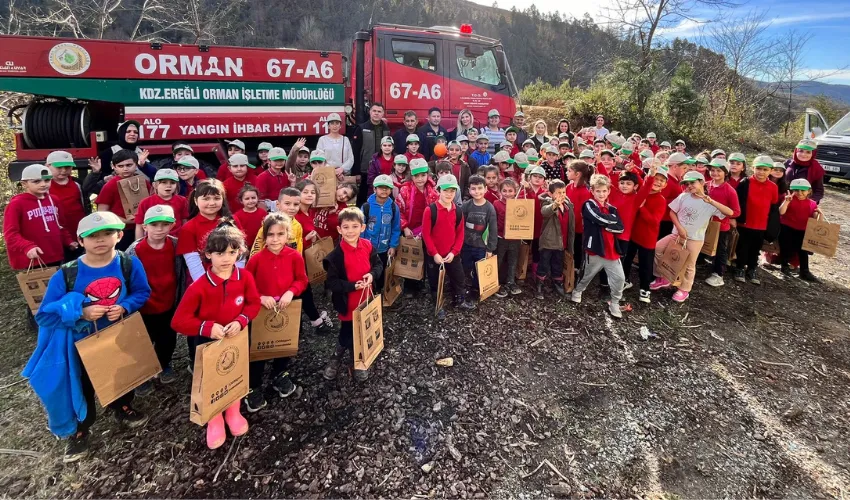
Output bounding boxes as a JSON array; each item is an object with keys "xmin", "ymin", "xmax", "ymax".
[
  {"xmin": 660, "ymin": 173, "xmax": 683, "ymax": 222},
  {"xmin": 566, "ymin": 183, "xmax": 592, "ymax": 234},
  {"xmin": 630, "ymin": 179, "xmax": 668, "ymax": 249},
  {"xmin": 3, "ymin": 192, "xmax": 73, "ymax": 269},
  {"xmin": 608, "ymin": 176, "xmax": 654, "ymax": 242}
]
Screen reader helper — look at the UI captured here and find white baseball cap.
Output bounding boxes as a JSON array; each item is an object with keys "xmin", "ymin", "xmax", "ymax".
[{"xmin": 46, "ymin": 151, "xmax": 75, "ymax": 167}]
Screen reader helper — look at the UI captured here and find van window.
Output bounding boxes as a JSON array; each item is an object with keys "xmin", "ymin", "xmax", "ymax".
[
  {"xmin": 456, "ymin": 46, "xmax": 501, "ymax": 86},
  {"xmin": 392, "ymin": 40, "xmax": 436, "ymax": 72}
]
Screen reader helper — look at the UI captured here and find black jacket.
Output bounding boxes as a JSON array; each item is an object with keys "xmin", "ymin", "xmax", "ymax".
[
  {"xmin": 581, "ymin": 200, "xmax": 625, "ymax": 257},
  {"xmin": 322, "ymin": 242, "xmax": 383, "ymax": 316}
]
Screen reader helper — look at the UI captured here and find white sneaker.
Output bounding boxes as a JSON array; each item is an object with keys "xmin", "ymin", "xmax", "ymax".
[
  {"xmin": 570, "ymin": 290, "xmax": 582, "ymax": 304},
  {"xmin": 705, "ymin": 273, "xmax": 725, "ymax": 287},
  {"xmin": 639, "ymin": 290, "xmax": 651, "ymax": 303},
  {"xmin": 623, "ymin": 281, "xmax": 633, "ymax": 290},
  {"xmin": 608, "ymin": 301, "xmax": 623, "ymax": 319}
]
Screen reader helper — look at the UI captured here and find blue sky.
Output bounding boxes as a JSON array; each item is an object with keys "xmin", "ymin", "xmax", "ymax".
[{"xmin": 469, "ymin": 0, "xmax": 850, "ymax": 85}]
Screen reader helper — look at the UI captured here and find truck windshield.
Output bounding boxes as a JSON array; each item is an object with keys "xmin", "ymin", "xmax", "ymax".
[
  {"xmin": 456, "ymin": 47, "xmax": 502, "ymax": 86},
  {"xmin": 828, "ymin": 113, "xmax": 850, "ymax": 136}
]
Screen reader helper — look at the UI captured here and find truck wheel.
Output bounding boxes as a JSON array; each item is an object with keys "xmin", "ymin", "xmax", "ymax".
[{"xmin": 824, "ymin": 175, "xmax": 832, "ymax": 183}]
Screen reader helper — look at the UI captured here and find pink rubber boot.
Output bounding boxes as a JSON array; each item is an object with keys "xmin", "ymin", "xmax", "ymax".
[
  {"xmin": 224, "ymin": 400, "xmax": 248, "ymax": 436},
  {"xmin": 206, "ymin": 413, "xmax": 226, "ymax": 450}
]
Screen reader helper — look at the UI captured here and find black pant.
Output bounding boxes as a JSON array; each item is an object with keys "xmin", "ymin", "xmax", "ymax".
[
  {"xmin": 427, "ymin": 257, "xmax": 466, "ymax": 299},
  {"xmin": 735, "ymin": 227, "xmax": 765, "ymax": 272},
  {"xmin": 712, "ymin": 230, "xmax": 731, "ymax": 276},
  {"xmin": 537, "ymin": 248, "xmax": 564, "ymax": 281},
  {"xmin": 300, "ymin": 284, "xmax": 321, "ymax": 322},
  {"xmin": 496, "ymin": 238, "xmax": 520, "ymax": 286},
  {"xmin": 462, "ymin": 246, "xmax": 487, "ymax": 291},
  {"xmin": 572, "ymin": 233, "xmax": 584, "ymax": 271},
  {"xmin": 623, "ymin": 241, "xmax": 655, "ymax": 291},
  {"xmin": 79, "ymin": 359, "xmax": 134, "ymax": 434},
  {"xmin": 531, "ymin": 239, "xmax": 540, "ymax": 264},
  {"xmin": 141, "ymin": 310, "xmax": 177, "ymax": 370},
  {"xmin": 658, "ymin": 221, "xmax": 674, "ymax": 239},
  {"xmin": 339, "ymin": 320, "xmax": 354, "ymax": 351},
  {"xmin": 375, "ymin": 251, "xmax": 389, "ymax": 294},
  {"xmin": 778, "ymin": 224, "xmax": 810, "ymax": 273}
]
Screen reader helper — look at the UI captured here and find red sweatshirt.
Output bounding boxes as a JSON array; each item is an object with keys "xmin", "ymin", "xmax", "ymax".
[
  {"xmin": 254, "ymin": 169, "xmax": 290, "ymax": 202},
  {"xmin": 707, "ymin": 181, "xmax": 740, "ymax": 232},
  {"xmin": 222, "ymin": 176, "xmax": 250, "ymax": 211},
  {"xmin": 3, "ymin": 192, "xmax": 73, "ymax": 269},
  {"xmin": 217, "ymin": 163, "xmax": 259, "ymax": 183},
  {"xmin": 660, "ymin": 174, "xmax": 683, "ymax": 222},
  {"xmin": 246, "ymin": 246, "xmax": 308, "ymax": 298},
  {"xmin": 727, "ymin": 176, "xmax": 743, "ymax": 190},
  {"xmin": 176, "ymin": 214, "xmax": 222, "ymax": 257},
  {"xmin": 494, "ymin": 198, "xmax": 507, "ymax": 238},
  {"xmin": 484, "ymin": 188, "xmax": 500, "ymax": 204},
  {"xmin": 49, "ymin": 179, "xmax": 87, "ymax": 237},
  {"xmin": 134, "ymin": 237, "xmax": 176, "ymax": 314},
  {"xmin": 423, "ymin": 202, "xmax": 465, "ymax": 257},
  {"xmin": 741, "ymin": 177, "xmax": 778, "ymax": 231},
  {"xmin": 340, "ymin": 238, "xmax": 375, "ymax": 321},
  {"xmin": 171, "ymin": 267, "xmax": 261, "ymax": 338},
  {"xmin": 315, "ymin": 201, "xmax": 348, "ymax": 242},
  {"xmin": 295, "ymin": 208, "xmax": 317, "ymax": 249},
  {"xmin": 630, "ymin": 183, "xmax": 667, "ymax": 249},
  {"xmin": 135, "ymin": 193, "xmax": 189, "ymax": 235},
  {"xmin": 520, "ymin": 186, "xmax": 546, "ymax": 238},
  {"xmin": 780, "ymin": 197, "xmax": 817, "ymax": 231},
  {"xmin": 96, "ymin": 175, "xmax": 151, "ymax": 223},
  {"xmin": 234, "ymin": 207, "xmax": 267, "ymax": 247},
  {"xmin": 608, "ymin": 176, "xmax": 653, "ymax": 242},
  {"xmin": 566, "ymin": 183, "xmax": 592, "ymax": 234}
]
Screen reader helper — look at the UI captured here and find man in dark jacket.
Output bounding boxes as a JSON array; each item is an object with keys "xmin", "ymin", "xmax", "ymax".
[
  {"xmin": 358, "ymin": 103, "xmax": 390, "ymax": 205},
  {"xmin": 416, "ymin": 107, "xmax": 448, "ymax": 160},
  {"xmin": 393, "ymin": 111, "xmax": 419, "ymax": 155}
]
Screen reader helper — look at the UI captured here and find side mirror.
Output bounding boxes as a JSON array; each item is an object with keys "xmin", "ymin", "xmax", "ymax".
[
  {"xmin": 464, "ymin": 45, "xmax": 485, "ymax": 58},
  {"xmin": 812, "ymin": 127, "xmax": 823, "ymax": 138}
]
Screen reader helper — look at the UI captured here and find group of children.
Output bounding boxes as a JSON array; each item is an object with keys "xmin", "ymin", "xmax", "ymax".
[{"xmin": 9, "ymin": 114, "xmax": 827, "ymax": 463}]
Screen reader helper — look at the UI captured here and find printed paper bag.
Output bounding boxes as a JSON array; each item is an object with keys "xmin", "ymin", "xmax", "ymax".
[
  {"xmin": 353, "ymin": 291, "xmax": 384, "ymax": 370},
  {"xmin": 701, "ymin": 221, "xmax": 721, "ymax": 257},
  {"xmin": 311, "ymin": 166, "xmax": 338, "ymax": 208},
  {"xmin": 476, "ymin": 254, "xmax": 500, "ymax": 301},
  {"xmin": 504, "ymin": 198, "xmax": 535, "ymax": 240},
  {"xmin": 515, "ymin": 242, "xmax": 531, "ymax": 280},
  {"xmin": 435, "ymin": 264, "xmax": 446, "ymax": 316},
  {"xmin": 383, "ymin": 259, "xmax": 402, "ymax": 307},
  {"xmin": 562, "ymin": 251, "xmax": 575, "ymax": 293},
  {"xmin": 395, "ymin": 237, "xmax": 425, "ymax": 280},
  {"xmin": 726, "ymin": 229, "xmax": 739, "ymax": 265},
  {"xmin": 250, "ymin": 300, "xmax": 302, "ymax": 361},
  {"xmin": 189, "ymin": 330, "xmax": 249, "ymax": 425},
  {"xmin": 802, "ymin": 215, "xmax": 840, "ymax": 258},
  {"xmin": 16, "ymin": 262, "xmax": 57, "ymax": 314},
  {"xmin": 761, "ymin": 239, "xmax": 780, "ymax": 254},
  {"xmin": 654, "ymin": 238, "xmax": 691, "ymax": 284},
  {"xmin": 75, "ymin": 313, "xmax": 161, "ymax": 406},
  {"xmin": 117, "ymin": 176, "xmax": 148, "ymax": 219},
  {"xmin": 305, "ymin": 237, "xmax": 334, "ymax": 284}
]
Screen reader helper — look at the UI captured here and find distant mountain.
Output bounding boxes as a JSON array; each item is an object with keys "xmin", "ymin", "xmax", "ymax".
[{"xmin": 788, "ymin": 81, "xmax": 850, "ymax": 106}]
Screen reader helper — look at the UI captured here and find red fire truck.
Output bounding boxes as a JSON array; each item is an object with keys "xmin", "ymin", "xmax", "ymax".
[{"xmin": 0, "ymin": 23, "xmax": 519, "ymax": 179}]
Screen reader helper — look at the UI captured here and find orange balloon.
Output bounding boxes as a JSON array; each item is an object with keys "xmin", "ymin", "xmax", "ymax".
[{"xmin": 434, "ymin": 143, "xmax": 448, "ymax": 158}]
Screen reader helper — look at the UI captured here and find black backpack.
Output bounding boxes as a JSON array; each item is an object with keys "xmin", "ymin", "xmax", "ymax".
[
  {"xmin": 362, "ymin": 200, "xmax": 398, "ymax": 225},
  {"xmin": 429, "ymin": 202, "xmax": 462, "ymax": 229},
  {"xmin": 61, "ymin": 251, "xmax": 134, "ymax": 292}
]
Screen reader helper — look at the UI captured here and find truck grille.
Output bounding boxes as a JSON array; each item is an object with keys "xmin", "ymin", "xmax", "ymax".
[{"xmin": 817, "ymin": 144, "xmax": 850, "ymax": 164}]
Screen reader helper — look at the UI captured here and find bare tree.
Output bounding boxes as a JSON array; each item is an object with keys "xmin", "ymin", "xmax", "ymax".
[
  {"xmin": 773, "ymin": 30, "xmax": 813, "ymax": 138},
  {"xmin": 182, "ymin": 0, "xmax": 246, "ymax": 44}
]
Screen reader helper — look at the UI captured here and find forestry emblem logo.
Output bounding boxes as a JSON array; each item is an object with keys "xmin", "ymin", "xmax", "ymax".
[
  {"xmin": 264, "ymin": 309, "xmax": 289, "ymax": 331},
  {"xmin": 49, "ymin": 43, "xmax": 91, "ymax": 76},
  {"xmin": 216, "ymin": 346, "xmax": 239, "ymax": 376}
]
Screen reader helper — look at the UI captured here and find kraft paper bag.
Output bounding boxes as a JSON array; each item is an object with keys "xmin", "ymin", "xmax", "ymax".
[
  {"xmin": 515, "ymin": 242, "xmax": 531, "ymax": 280},
  {"xmin": 16, "ymin": 261, "xmax": 57, "ymax": 314},
  {"xmin": 305, "ymin": 237, "xmax": 334, "ymax": 284},
  {"xmin": 311, "ymin": 166, "xmax": 338, "ymax": 208},
  {"xmin": 562, "ymin": 251, "xmax": 575, "ymax": 293},
  {"xmin": 726, "ymin": 229, "xmax": 739, "ymax": 265},
  {"xmin": 189, "ymin": 330, "xmax": 249, "ymax": 426},
  {"xmin": 802, "ymin": 215, "xmax": 840, "ymax": 258},
  {"xmin": 701, "ymin": 221, "xmax": 721, "ymax": 257},
  {"xmin": 504, "ymin": 198, "xmax": 535, "ymax": 240},
  {"xmin": 118, "ymin": 176, "xmax": 148, "ymax": 219},
  {"xmin": 353, "ymin": 291, "xmax": 384, "ymax": 371},
  {"xmin": 75, "ymin": 313, "xmax": 161, "ymax": 406},
  {"xmin": 395, "ymin": 237, "xmax": 425, "ymax": 280},
  {"xmin": 654, "ymin": 238, "xmax": 691, "ymax": 284},
  {"xmin": 435, "ymin": 264, "xmax": 446, "ymax": 316},
  {"xmin": 476, "ymin": 254, "xmax": 500, "ymax": 301},
  {"xmin": 250, "ymin": 300, "xmax": 302, "ymax": 361},
  {"xmin": 383, "ymin": 258, "xmax": 402, "ymax": 307},
  {"xmin": 761, "ymin": 239, "xmax": 781, "ymax": 254}
]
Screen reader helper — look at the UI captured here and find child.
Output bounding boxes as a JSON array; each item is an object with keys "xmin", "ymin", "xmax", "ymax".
[
  {"xmin": 650, "ymin": 171, "xmax": 734, "ymax": 302},
  {"xmin": 295, "ymin": 180, "xmax": 320, "ymax": 250},
  {"xmin": 537, "ymin": 179, "xmax": 575, "ymax": 297},
  {"xmin": 704, "ymin": 159, "xmax": 741, "ymax": 287},
  {"xmin": 494, "ymin": 151, "xmax": 517, "ymax": 182},
  {"xmin": 569, "ymin": 174, "xmax": 626, "ymax": 318},
  {"xmin": 171, "ymin": 221, "xmax": 260, "ymax": 450},
  {"xmin": 405, "ymin": 134, "xmax": 425, "ymax": 163},
  {"xmin": 505, "ymin": 127, "xmax": 520, "ymax": 157},
  {"xmin": 175, "ymin": 155, "xmax": 201, "ymax": 198},
  {"xmin": 285, "ymin": 139, "xmax": 313, "ymax": 180},
  {"xmin": 256, "ymin": 142, "xmax": 273, "ymax": 170},
  {"xmin": 658, "ymin": 153, "xmax": 687, "ymax": 237},
  {"xmin": 4, "ymin": 164, "xmax": 76, "ymax": 271},
  {"xmin": 423, "ymin": 175, "xmax": 476, "ymax": 317},
  {"xmin": 770, "ymin": 161, "xmax": 789, "ymax": 197},
  {"xmin": 470, "ymin": 136, "xmax": 491, "ymax": 167},
  {"xmin": 542, "ymin": 145, "xmax": 565, "ymax": 181},
  {"xmin": 622, "ymin": 166, "xmax": 669, "ymax": 303},
  {"xmin": 565, "ymin": 160, "xmax": 594, "ymax": 270},
  {"xmin": 734, "ymin": 155, "xmax": 779, "ymax": 284},
  {"xmin": 245, "ymin": 213, "xmax": 309, "ymax": 411},
  {"xmin": 522, "ymin": 139, "xmax": 536, "ymax": 155},
  {"xmin": 445, "ymin": 141, "xmax": 472, "ymax": 198},
  {"xmin": 127, "ymin": 205, "xmax": 183, "ymax": 394},
  {"xmin": 315, "ymin": 183, "xmax": 356, "ymax": 243},
  {"xmin": 222, "ymin": 153, "xmax": 252, "ymax": 210},
  {"xmin": 435, "ymin": 161, "xmax": 462, "ymax": 205},
  {"xmin": 233, "ymin": 185, "xmax": 268, "ymax": 246},
  {"xmin": 391, "ymin": 155, "xmax": 411, "ymax": 198},
  {"xmin": 25, "ymin": 211, "xmax": 151, "ymax": 462},
  {"xmin": 493, "ymin": 178, "xmax": 522, "ymax": 297},
  {"xmin": 251, "ymin": 187, "xmax": 304, "ymax": 255},
  {"xmin": 660, "ymin": 141, "xmax": 672, "ymax": 153},
  {"xmin": 46, "ymin": 151, "xmax": 90, "ymax": 244},
  {"xmin": 483, "ymin": 166, "xmax": 501, "ymax": 203},
  {"xmin": 95, "ymin": 149, "xmax": 152, "ymax": 250},
  {"xmin": 361, "ymin": 175, "xmax": 402, "ymax": 289},
  {"xmin": 778, "ymin": 179, "xmax": 821, "ymax": 282},
  {"xmin": 367, "ymin": 137, "xmax": 397, "ymax": 192},
  {"xmin": 177, "ymin": 179, "xmax": 234, "ymax": 284},
  {"xmin": 458, "ymin": 135, "xmax": 479, "ymax": 171},
  {"xmin": 255, "ymin": 147, "xmax": 294, "ymax": 210},
  {"xmin": 322, "ymin": 207, "xmax": 383, "ymax": 382},
  {"xmin": 461, "ymin": 175, "xmax": 498, "ymax": 297},
  {"xmin": 727, "ymin": 153, "xmax": 747, "ymax": 189},
  {"xmin": 135, "ymin": 169, "xmax": 189, "ymax": 239},
  {"xmin": 216, "ymin": 139, "xmax": 256, "ymax": 182},
  {"xmin": 608, "ymin": 170, "xmax": 653, "ymax": 290},
  {"xmin": 397, "ymin": 159, "xmax": 439, "ymax": 238},
  {"xmin": 521, "ymin": 165, "xmax": 549, "ymax": 277}
]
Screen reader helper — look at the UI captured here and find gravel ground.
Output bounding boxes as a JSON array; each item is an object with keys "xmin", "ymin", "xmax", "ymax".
[{"xmin": 1, "ymin": 186, "xmax": 849, "ymax": 499}]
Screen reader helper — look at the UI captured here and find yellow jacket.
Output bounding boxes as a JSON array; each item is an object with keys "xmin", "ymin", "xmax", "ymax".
[{"xmin": 251, "ymin": 217, "xmax": 303, "ymax": 255}]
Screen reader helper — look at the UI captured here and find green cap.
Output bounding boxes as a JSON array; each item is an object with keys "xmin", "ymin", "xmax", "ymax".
[
  {"xmin": 753, "ymin": 155, "xmax": 774, "ymax": 168},
  {"xmin": 407, "ymin": 134, "xmax": 420, "ymax": 143},
  {"xmin": 789, "ymin": 178, "xmax": 812, "ymax": 191},
  {"xmin": 46, "ymin": 151, "xmax": 76, "ymax": 167},
  {"xmin": 506, "ymin": 126, "xmax": 520, "ymax": 135},
  {"xmin": 437, "ymin": 174, "xmax": 459, "ymax": 191},
  {"xmin": 410, "ymin": 159, "xmax": 430, "ymax": 176},
  {"xmin": 514, "ymin": 152, "xmax": 530, "ymax": 169},
  {"xmin": 683, "ymin": 157, "xmax": 697, "ymax": 165},
  {"xmin": 154, "ymin": 168, "xmax": 179, "ymax": 182},
  {"xmin": 526, "ymin": 154, "xmax": 539, "ymax": 163},
  {"xmin": 310, "ymin": 150, "xmax": 326, "ymax": 163},
  {"xmin": 381, "ymin": 136, "xmax": 395, "ymax": 146},
  {"xmin": 680, "ymin": 171, "xmax": 705, "ymax": 184},
  {"xmin": 620, "ymin": 145, "xmax": 634, "ymax": 155},
  {"xmin": 695, "ymin": 155, "xmax": 709, "ymax": 165},
  {"xmin": 795, "ymin": 139, "xmax": 816, "ymax": 151},
  {"xmin": 257, "ymin": 142, "xmax": 273, "ymax": 152},
  {"xmin": 20, "ymin": 164, "xmax": 53, "ymax": 181},
  {"xmin": 600, "ymin": 149, "xmax": 614, "ymax": 157},
  {"xmin": 77, "ymin": 212, "xmax": 125, "ymax": 238},
  {"xmin": 728, "ymin": 152, "xmax": 746, "ymax": 162},
  {"xmin": 394, "ymin": 154, "xmax": 409, "ymax": 165},
  {"xmin": 526, "ymin": 165, "xmax": 546, "ymax": 177},
  {"xmin": 268, "ymin": 147, "xmax": 288, "ymax": 161},
  {"xmin": 143, "ymin": 204, "xmax": 176, "ymax": 224},
  {"xmin": 579, "ymin": 149, "xmax": 595, "ymax": 159},
  {"xmin": 709, "ymin": 158, "xmax": 728, "ymax": 172},
  {"xmin": 640, "ymin": 149, "xmax": 653, "ymax": 159},
  {"xmin": 373, "ymin": 174, "xmax": 395, "ymax": 189}
]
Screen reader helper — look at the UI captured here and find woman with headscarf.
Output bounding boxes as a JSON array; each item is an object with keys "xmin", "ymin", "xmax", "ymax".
[
  {"xmin": 85, "ymin": 120, "xmax": 156, "ymax": 195},
  {"xmin": 447, "ymin": 109, "xmax": 475, "ymax": 141},
  {"xmin": 784, "ymin": 139, "xmax": 826, "ymax": 204},
  {"xmin": 529, "ymin": 120, "xmax": 551, "ymax": 151}
]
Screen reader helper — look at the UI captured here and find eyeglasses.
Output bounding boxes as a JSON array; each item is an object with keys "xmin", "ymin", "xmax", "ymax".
[{"xmin": 175, "ymin": 166, "xmax": 194, "ymax": 172}]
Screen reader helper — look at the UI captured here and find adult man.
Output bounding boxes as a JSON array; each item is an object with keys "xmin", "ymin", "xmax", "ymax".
[
  {"xmin": 593, "ymin": 115, "xmax": 610, "ymax": 141},
  {"xmin": 512, "ymin": 111, "xmax": 528, "ymax": 145},
  {"xmin": 416, "ymin": 107, "xmax": 447, "ymax": 160},
  {"xmin": 358, "ymin": 103, "xmax": 390, "ymax": 204},
  {"xmin": 393, "ymin": 111, "xmax": 419, "ymax": 155},
  {"xmin": 480, "ymin": 109, "xmax": 505, "ymax": 155}
]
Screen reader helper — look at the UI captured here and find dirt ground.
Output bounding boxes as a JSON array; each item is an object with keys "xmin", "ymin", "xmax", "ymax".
[{"xmin": 1, "ymin": 186, "xmax": 849, "ymax": 499}]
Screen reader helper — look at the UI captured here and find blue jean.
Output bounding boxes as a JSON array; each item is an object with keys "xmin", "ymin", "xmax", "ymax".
[{"xmin": 462, "ymin": 246, "xmax": 487, "ymax": 292}]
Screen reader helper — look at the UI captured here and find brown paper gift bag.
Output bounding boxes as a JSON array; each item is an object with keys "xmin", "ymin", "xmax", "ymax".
[
  {"xmin": 189, "ymin": 330, "xmax": 250, "ymax": 426},
  {"xmin": 562, "ymin": 251, "xmax": 575, "ymax": 293},
  {"xmin": 504, "ymin": 198, "xmax": 535, "ymax": 240},
  {"xmin": 304, "ymin": 237, "xmax": 334, "ymax": 284},
  {"xmin": 515, "ymin": 242, "xmax": 531, "ymax": 280},
  {"xmin": 802, "ymin": 214, "xmax": 840, "ymax": 258},
  {"xmin": 435, "ymin": 263, "xmax": 446, "ymax": 316},
  {"xmin": 761, "ymin": 239, "xmax": 780, "ymax": 254},
  {"xmin": 16, "ymin": 260, "xmax": 58, "ymax": 314},
  {"xmin": 395, "ymin": 237, "xmax": 425, "ymax": 280},
  {"xmin": 383, "ymin": 258, "xmax": 402, "ymax": 307},
  {"xmin": 118, "ymin": 176, "xmax": 148, "ymax": 219},
  {"xmin": 654, "ymin": 237, "xmax": 691, "ymax": 283},
  {"xmin": 701, "ymin": 221, "xmax": 721, "ymax": 257},
  {"xmin": 353, "ymin": 289, "xmax": 384, "ymax": 371},
  {"xmin": 726, "ymin": 228, "xmax": 739, "ymax": 265},
  {"xmin": 476, "ymin": 254, "xmax": 500, "ymax": 301},
  {"xmin": 250, "ymin": 300, "xmax": 302, "ymax": 361},
  {"xmin": 75, "ymin": 313, "xmax": 161, "ymax": 406},
  {"xmin": 311, "ymin": 166, "xmax": 338, "ymax": 208}
]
